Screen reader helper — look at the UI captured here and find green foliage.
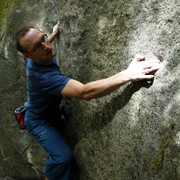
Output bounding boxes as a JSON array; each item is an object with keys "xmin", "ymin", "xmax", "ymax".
[{"xmin": 0, "ymin": 0, "xmax": 14, "ymax": 33}]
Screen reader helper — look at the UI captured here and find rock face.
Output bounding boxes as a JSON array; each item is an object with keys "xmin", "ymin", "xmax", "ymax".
[{"xmin": 0, "ymin": 0, "xmax": 180, "ymax": 179}]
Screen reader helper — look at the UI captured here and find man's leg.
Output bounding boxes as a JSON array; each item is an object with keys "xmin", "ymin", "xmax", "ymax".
[{"xmin": 28, "ymin": 120, "xmax": 73, "ymax": 180}]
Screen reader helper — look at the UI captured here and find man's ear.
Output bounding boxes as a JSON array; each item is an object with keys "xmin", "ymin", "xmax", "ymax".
[{"xmin": 22, "ymin": 52, "xmax": 32, "ymax": 58}]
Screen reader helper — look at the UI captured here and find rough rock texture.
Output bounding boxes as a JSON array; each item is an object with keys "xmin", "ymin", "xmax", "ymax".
[
  {"xmin": 0, "ymin": 0, "xmax": 57, "ymax": 179},
  {"xmin": 0, "ymin": 0, "xmax": 180, "ymax": 179}
]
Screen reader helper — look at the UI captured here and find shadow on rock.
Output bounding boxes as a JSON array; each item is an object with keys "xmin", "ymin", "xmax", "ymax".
[{"xmin": 90, "ymin": 79, "xmax": 153, "ymax": 130}]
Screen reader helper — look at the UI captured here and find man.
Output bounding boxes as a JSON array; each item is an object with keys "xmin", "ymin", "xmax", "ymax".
[{"xmin": 15, "ymin": 21, "xmax": 161, "ymax": 180}]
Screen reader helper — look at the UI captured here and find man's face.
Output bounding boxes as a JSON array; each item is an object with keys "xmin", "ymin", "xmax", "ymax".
[{"xmin": 20, "ymin": 28, "xmax": 55, "ymax": 65}]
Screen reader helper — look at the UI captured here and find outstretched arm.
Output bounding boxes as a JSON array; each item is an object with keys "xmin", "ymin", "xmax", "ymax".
[
  {"xmin": 47, "ymin": 21, "xmax": 60, "ymax": 43},
  {"xmin": 61, "ymin": 55, "xmax": 162, "ymax": 100}
]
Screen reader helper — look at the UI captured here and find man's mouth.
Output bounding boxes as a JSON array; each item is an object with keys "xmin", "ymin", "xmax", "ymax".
[{"xmin": 46, "ymin": 49, "xmax": 52, "ymax": 55}]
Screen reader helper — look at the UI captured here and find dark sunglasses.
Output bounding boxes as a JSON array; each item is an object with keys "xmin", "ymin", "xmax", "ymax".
[{"xmin": 26, "ymin": 34, "xmax": 48, "ymax": 53}]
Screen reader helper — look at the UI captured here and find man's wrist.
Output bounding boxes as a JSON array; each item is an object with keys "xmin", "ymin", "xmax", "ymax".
[
  {"xmin": 120, "ymin": 70, "xmax": 132, "ymax": 83},
  {"xmin": 52, "ymin": 31, "xmax": 59, "ymax": 37}
]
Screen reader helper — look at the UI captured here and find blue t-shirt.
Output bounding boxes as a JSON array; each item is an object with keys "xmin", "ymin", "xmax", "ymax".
[{"xmin": 25, "ymin": 58, "xmax": 70, "ymax": 119}]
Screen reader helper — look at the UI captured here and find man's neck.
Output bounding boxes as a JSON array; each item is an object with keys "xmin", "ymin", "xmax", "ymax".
[{"xmin": 32, "ymin": 58, "xmax": 52, "ymax": 66}]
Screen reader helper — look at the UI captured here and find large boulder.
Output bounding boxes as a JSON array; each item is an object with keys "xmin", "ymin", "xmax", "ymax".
[{"xmin": 0, "ymin": 0, "xmax": 179, "ymax": 179}]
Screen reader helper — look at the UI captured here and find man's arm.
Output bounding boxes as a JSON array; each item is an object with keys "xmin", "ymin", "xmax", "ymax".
[
  {"xmin": 61, "ymin": 55, "xmax": 162, "ymax": 101},
  {"xmin": 47, "ymin": 21, "xmax": 60, "ymax": 43}
]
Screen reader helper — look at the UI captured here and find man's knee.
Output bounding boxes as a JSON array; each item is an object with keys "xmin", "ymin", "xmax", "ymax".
[{"xmin": 53, "ymin": 148, "xmax": 73, "ymax": 167}]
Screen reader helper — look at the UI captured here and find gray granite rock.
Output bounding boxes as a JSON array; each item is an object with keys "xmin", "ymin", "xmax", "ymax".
[{"xmin": 0, "ymin": 0, "xmax": 179, "ymax": 179}]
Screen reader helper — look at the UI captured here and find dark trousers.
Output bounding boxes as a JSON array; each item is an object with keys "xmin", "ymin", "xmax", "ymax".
[{"xmin": 24, "ymin": 110, "xmax": 73, "ymax": 180}]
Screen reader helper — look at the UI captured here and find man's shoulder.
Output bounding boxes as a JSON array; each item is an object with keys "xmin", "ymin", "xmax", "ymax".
[
  {"xmin": 26, "ymin": 58, "xmax": 63, "ymax": 77},
  {"xmin": 27, "ymin": 58, "xmax": 41, "ymax": 70},
  {"xmin": 26, "ymin": 59, "xmax": 44, "ymax": 78}
]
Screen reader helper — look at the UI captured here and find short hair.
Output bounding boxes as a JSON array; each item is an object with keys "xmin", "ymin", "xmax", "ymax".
[{"xmin": 15, "ymin": 26, "xmax": 35, "ymax": 53}]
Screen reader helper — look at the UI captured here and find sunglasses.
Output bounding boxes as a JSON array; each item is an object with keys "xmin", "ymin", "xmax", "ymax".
[{"xmin": 26, "ymin": 34, "xmax": 48, "ymax": 54}]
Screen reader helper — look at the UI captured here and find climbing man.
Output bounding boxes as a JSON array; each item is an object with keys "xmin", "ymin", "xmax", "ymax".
[{"xmin": 15, "ymin": 21, "xmax": 161, "ymax": 180}]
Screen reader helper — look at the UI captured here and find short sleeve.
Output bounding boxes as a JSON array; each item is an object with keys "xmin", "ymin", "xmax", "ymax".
[{"xmin": 39, "ymin": 70, "xmax": 71, "ymax": 96}]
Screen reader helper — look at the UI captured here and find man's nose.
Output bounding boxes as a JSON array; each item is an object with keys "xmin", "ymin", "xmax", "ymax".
[{"xmin": 41, "ymin": 42, "xmax": 50, "ymax": 50}]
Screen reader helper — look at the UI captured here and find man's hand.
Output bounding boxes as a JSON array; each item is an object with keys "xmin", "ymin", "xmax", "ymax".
[
  {"xmin": 52, "ymin": 21, "xmax": 60, "ymax": 36},
  {"xmin": 123, "ymin": 54, "xmax": 162, "ymax": 82},
  {"xmin": 47, "ymin": 21, "xmax": 60, "ymax": 43}
]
